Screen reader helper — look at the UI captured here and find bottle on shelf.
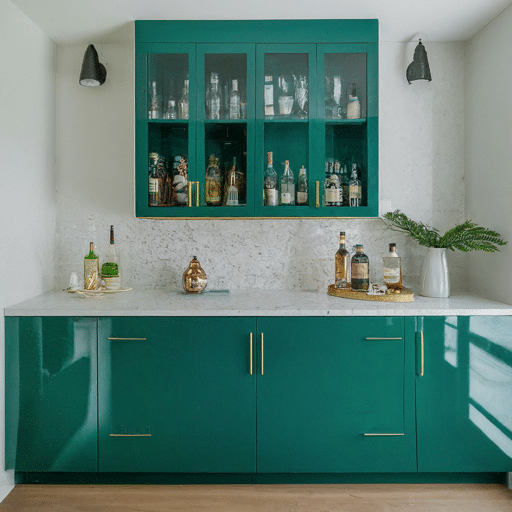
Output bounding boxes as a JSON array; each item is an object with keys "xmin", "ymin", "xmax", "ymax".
[
  {"xmin": 205, "ymin": 154, "xmax": 222, "ymax": 206},
  {"xmin": 296, "ymin": 165, "xmax": 308, "ymax": 205},
  {"xmin": 84, "ymin": 242, "xmax": 100, "ymax": 291},
  {"xmin": 264, "ymin": 75, "xmax": 275, "ymax": 116},
  {"xmin": 101, "ymin": 226, "xmax": 121, "ymax": 290},
  {"xmin": 346, "ymin": 82, "xmax": 361, "ymax": 119},
  {"xmin": 325, "ymin": 172, "xmax": 342, "ymax": 207},
  {"xmin": 341, "ymin": 163, "xmax": 349, "ymax": 206},
  {"xmin": 148, "ymin": 152, "xmax": 160, "ymax": 207},
  {"xmin": 229, "ymin": 79, "xmax": 241, "ymax": 120},
  {"xmin": 280, "ymin": 160, "xmax": 295, "ymax": 205},
  {"xmin": 332, "ymin": 75, "xmax": 342, "ymax": 119},
  {"xmin": 335, "ymin": 231, "xmax": 350, "ymax": 289},
  {"xmin": 264, "ymin": 151, "xmax": 278, "ymax": 206},
  {"xmin": 383, "ymin": 243, "xmax": 402, "ymax": 290},
  {"xmin": 225, "ymin": 158, "xmax": 239, "ymax": 206},
  {"xmin": 148, "ymin": 81, "xmax": 162, "ymax": 119},
  {"xmin": 178, "ymin": 77, "xmax": 189, "ymax": 120},
  {"xmin": 208, "ymin": 73, "xmax": 221, "ymax": 120},
  {"xmin": 349, "ymin": 163, "xmax": 362, "ymax": 207},
  {"xmin": 351, "ymin": 244, "xmax": 369, "ymax": 292},
  {"xmin": 163, "ymin": 98, "xmax": 177, "ymax": 119}
]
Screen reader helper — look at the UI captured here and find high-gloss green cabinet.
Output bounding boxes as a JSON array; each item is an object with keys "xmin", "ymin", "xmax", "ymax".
[
  {"xmin": 257, "ymin": 317, "xmax": 417, "ymax": 473},
  {"xmin": 135, "ymin": 20, "xmax": 378, "ymax": 218},
  {"xmin": 5, "ymin": 317, "xmax": 97, "ymax": 472},
  {"xmin": 416, "ymin": 316, "xmax": 512, "ymax": 472}
]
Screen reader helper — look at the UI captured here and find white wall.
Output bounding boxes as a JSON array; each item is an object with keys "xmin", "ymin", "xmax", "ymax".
[
  {"xmin": 0, "ymin": 0, "xmax": 57, "ymax": 494},
  {"xmin": 465, "ymin": 4, "xmax": 512, "ymax": 305},
  {"xmin": 55, "ymin": 40, "xmax": 467, "ymax": 293}
]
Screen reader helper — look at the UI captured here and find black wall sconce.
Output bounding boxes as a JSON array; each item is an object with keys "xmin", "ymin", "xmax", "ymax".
[
  {"xmin": 406, "ymin": 40, "xmax": 431, "ymax": 84},
  {"xmin": 79, "ymin": 44, "xmax": 107, "ymax": 87}
]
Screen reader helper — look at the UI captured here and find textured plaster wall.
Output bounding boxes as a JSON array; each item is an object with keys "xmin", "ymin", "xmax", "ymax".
[
  {"xmin": 55, "ymin": 41, "xmax": 466, "ymax": 293},
  {"xmin": 0, "ymin": 0, "xmax": 57, "ymax": 493}
]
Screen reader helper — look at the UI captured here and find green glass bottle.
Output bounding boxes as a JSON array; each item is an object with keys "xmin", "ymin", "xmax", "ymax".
[
  {"xmin": 84, "ymin": 242, "xmax": 99, "ymax": 290},
  {"xmin": 351, "ymin": 244, "xmax": 369, "ymax": 291}
]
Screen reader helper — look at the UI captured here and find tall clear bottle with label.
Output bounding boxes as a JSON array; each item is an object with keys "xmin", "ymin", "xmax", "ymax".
[
  {"xmin": 383, "ymin": 243, "xmax": 402, "ymax": 290},
  {"xmin": 335, "ymin": 231, "xmax": 350, "ymax": 289},
  {"xmin": 279, "ymin": 160, "xmax": 295, "ymax": 206},
  {"xmin": 229, "ymin": 79, "xmax": 241, "ymax": 120},
  {"xmin": 178, "ymin": 78, "xmax": 189, "ymax": 120},
  {"xmin": 349, "ymin": 163, "xmax": 362, "ymax": 207},
  {"xmin": 351, "ymin": 244, "xmax": 369, "ymax": 291},
  {"xmin": 264, "ymin": 151, "xmax": 278, "ymax": 206},
  {"xmin": 296, "ymin": 166, "xmax": 308, "ymax": 205}
]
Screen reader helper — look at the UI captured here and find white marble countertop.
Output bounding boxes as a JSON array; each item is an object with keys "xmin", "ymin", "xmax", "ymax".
[{"xmin": 4, "ymin": 289, "xmax": 512, "ymax": 317}]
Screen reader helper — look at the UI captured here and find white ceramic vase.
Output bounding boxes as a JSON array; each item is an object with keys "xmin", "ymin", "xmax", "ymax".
[{"xmin": 420, "ymin": 247, "xmax": 450, "ymax": 298}]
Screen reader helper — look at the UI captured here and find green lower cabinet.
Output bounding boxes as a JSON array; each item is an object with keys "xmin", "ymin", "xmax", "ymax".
[
  {"xmin": 256, "ymin": 317, "xmax": 417, "ymax": 473},
  {"xmin": 417, "ymin": 316, "xmax": 512, "ymax": 472},
  {"xmin": 8, "ymin": 317, "xmax": 98, "ymax": 472},
  {"xmin": 98, "ymin": 317, "xmax": 179, "ymax": 472},
  {"xmin": 178, "ymin": 317, "xmax": 257, "ymax": 472}
]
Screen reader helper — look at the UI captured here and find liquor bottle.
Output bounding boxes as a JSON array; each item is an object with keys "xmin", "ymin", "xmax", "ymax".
[
  {"xmin": 383, "ymin": 243, "xmax": 402, "ymax": 290},
  {"xmin": 226, "ymin": 158, "xmax": 239, "ymax": 206},
  {"xmin": 84, "ymin": 242, "xmax": 100, "ymax": 290},
  {"xmin": 148, "ymin": 81, "xmax": 162, "ymax": 119},
  {"xmin": 264, "ymin": 75, "xmax": 274, "ymax": 116},
  {"xmin": 325, "ymin": 173, "xmax": 342, "ymax": 207},
  {"xmin": 163, "ymin": 98, "xmax": 177, "ymax": 119},
  {"xmin": 264, "ymin": 151, "xmax": 278, "ymax": 206},
  {"xmin": 296, "ymin": 165, "xmax": 308, "ymax": 205},
  {"xmin": 351, "ymin": 244, "xmax": 369, "ymax": 291},
  {"xmin": 205, "ymin": 154, "xmax": 222, "ymax": 206},
  {"xmin": 346, "ymin": 82, "xmax": 361, "ymax": 119},
  {"xmin": 101, "ymin": 226, "xmax": 121, "ymax": 290},
  {"xmin": 208, "ymin": 74, "xmax": 221, "ymax": 120},
  {"xmin": 341, "ymin": 163, "xmax": 349, "ymax": 206},
  {"xmin": 349, "ymin": 163, "xmax": 362, "ymax": 207},
  {"xmin": 335, "ymin": 231, "xmax": 350, "ymax": 289},
  {"xmin": 178, "ymin": 78, "xmax": 189, "ymax": 120},
  {"xmin": 148, "ymin": 152, "xmax": 160, "ymax": 206},
  {"xmin": 334, "ymin": 161, "xmax": 342, "ymax": 206},
  {"xmin": 229, "ymin": 79, "xmax": 241, "ymax": 120},
  {"xmin": 280, "ymin": 160, "xmax": 295, "ymax": 206}
]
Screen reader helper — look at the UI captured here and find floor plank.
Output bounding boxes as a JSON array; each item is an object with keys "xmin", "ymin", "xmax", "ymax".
[{"xmin": 1, "ymin": 484, "xmax": 511, "ymax": 512}]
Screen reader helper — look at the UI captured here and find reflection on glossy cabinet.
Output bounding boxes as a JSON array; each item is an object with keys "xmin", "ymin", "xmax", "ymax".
[
  {"xmin": 416, "ymin": 316, "xmax": 512, "ymax": 472},
  {"xmin": 5, "ymin": 317, "xmax": 97, "ymax": 472},
  {"xmin": 135, "ymin": 20, "xmax": 378, "ymax": 218}
]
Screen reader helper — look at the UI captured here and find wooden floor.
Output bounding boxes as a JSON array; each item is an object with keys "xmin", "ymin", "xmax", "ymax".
[{"xmin": 1, "ymin": 484, "xmax": 511, "ymax": 512}]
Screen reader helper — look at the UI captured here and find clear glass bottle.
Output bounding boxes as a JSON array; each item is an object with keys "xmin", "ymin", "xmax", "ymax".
[
  {"xmin": 264, "ymin": 75, "xmax": 274, "ymax": 116},
  {"xmin": 351, "ymin": 244, "xmax": 369, "ymax": 292},
  {"xmin": 84, "ymin": 242, "xmax": 99, "ymax": 290},
  {"xmin": 101, "ymin": 225, "xmax": 121, "ymax": 290},
  {"xmin": 205, "ymin": 154, "xmax": 222, "ymax": 206},
  {"xmin": 208, "ymin": 74, "xmax": 221, "ymax": 120},
  {"xmin": 264, "ymin": 151, "xmax": 278, "ymax": 206},
  {"xmin": 296, "ymin": 165, "xmax": 308, "ymax": 205},
  {"xmin": 163, "ymin": 98, "xmax": 177, "ymax": 119},
  {"xmin": 148, "ymin": 81, "xmax": 162, "ymax": 119},
  {"xmin": 178, "ymin": 78, "xmax": 189, "ymax": 120},
  {"xmin": 325, "ymin": 173, "xmax": 342, "ymax": 207},
  {"xmin": 383, "ymin": 243, "xmax": 402, "ymax": 290},
  {"xmin": 349, "ymin": 163, "xmax": 362, "ymax": 207},
  {"xmin": 346, "ymin": 82, "xmax": 361, "ymax": 119},
  {"xmin": 335, "ymin": 231, "xmax": 350, "ymax": 289},
  {"xmin": 225, "ymin": 158, "xmax": 239, "ymax": 206},
  {"xmin": 332, "ymin": 75, "xmax": 342, "ymax": 119},
  {"xmin": 341, "ymin": 163, "xmax": 349, "ymax": 206},
  {"xmin": 229, "ymin": 79, "xmax": 241, "ymax": 120},
  {"xmin": 148, "ymin": 152, "xmax": 160, "ymax": 207},
  {"xmin": 280, "ymin": 160, "xmax": 295, "ymax": 206}
]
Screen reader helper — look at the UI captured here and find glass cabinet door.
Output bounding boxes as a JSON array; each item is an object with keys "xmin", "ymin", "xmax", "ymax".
[
  {"xmin": 195, "ymin": 44, "xmax": 255, "ymax": 217},
  {"xmin": 136, "ymin": 43, "xmax": 196, "ymax": 217},
  {"xmin": 317, "ymin": 44, "xmax": 378, "ymax": 217},
  {"xmin": 255, "ymin": 45, "xmax": 316, "ymax": 217}
]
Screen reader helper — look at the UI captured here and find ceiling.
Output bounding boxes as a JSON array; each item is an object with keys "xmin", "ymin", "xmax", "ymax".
[{"xmin": 9, "ymin": 0, "xmax": 512, "ymax": 45}]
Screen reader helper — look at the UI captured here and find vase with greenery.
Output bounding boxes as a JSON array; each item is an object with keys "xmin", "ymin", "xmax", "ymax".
[{"xmin": 382, "ymin": 210, "xmax": 507, "ymax": 297}]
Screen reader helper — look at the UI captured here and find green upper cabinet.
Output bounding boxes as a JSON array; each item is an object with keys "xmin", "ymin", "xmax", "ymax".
[
  {"xmin": 135, "ymin": 20, "xmax": 378, "ymax": 218},
  {"xmin": 416, "ymin": 316, "xmax": 512, "ymax": 472}
]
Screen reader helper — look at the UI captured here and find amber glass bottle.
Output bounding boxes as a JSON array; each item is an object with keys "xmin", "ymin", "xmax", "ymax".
[{"xmin": 335, "ymin": 231, "xmax": 350, "ymax": 289}]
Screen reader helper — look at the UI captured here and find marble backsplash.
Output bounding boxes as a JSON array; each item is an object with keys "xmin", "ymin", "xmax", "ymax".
[{"xmin": 55, "ymin": 212, "xmax": 469, "ymax": 294}]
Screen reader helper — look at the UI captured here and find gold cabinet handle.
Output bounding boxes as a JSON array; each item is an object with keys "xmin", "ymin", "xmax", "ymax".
[
  {"xmin": 365, "ymin": 337, "xmax": 402, "ymax": 341},
  {"xmin": 187, "ymin": 181, "xmax": 193, "ymax": 207},
  {"xmin": 316, "ymin": 181, "xmax": 320, "ymax": 208},
  {"xmin": 420, "ymin": 330, "xmax": 425, "ymax": 377},
  {"xmin": 107, "ymin": 337, "xmax": 147, "ymax": 341},
  {"xmin": 260, "ymin": 333, "xmax": 264, "ymax": 375},
  {"xmin": 249, "ymin": 333, "xmax": 254, "ymax": 375},
  {"xmin": 363, "ymin": 433, "xmax": 405, "ymax": 437},
  {"xmin": 195, "ymin": 181, "xmax": 200, "ymax": 206},
  {"xmin": 109, "ymin": 434, "xmax": 152, "ymax": 437}
]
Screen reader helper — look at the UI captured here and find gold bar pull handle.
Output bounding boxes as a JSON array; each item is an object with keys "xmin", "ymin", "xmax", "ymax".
[
  {"xmin": 363, "ymin": 433, "xmax": 405, "ymax": 437},
  {"xmin": 195, "ymin": 181, "xmax": 200, "ymax": 206},
  {"xmin": 110, "ymin": 434, "xmax": 152, "ymax": 437},
  {"xmin": 365, "ymin": 337, "xmax": 403, "ymax": 341},
  {"xmin": 187, "ymin": 181, "xmax": 193, "ymax": 207},
  {"xmin": 421, "ymin": 330, "xmax": 425, "ymax": 377},
  {"xmin": 249, "ymin": 333, "xmax": 254, "ymax": 375},
  {"xmin": 260, "ymin": 333, "xmax": 264, "ymax": 375},
  {"xmin": 107, "ymin": 337, "xmax": 147, "ymax": 341},
  {"xmin": 316, "ymin": 181, "xmax": 320, "ymax": 208}
]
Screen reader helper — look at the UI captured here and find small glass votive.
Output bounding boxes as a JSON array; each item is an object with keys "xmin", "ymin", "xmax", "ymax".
[{"xmin": 69, "ymin": 272, "xmax": 79, "ymax": 290}]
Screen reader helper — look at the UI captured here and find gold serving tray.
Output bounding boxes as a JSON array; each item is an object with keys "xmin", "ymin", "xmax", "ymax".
[{"xmin": 327, "ymin": 284, "xmax": 414, "ymax": 302}]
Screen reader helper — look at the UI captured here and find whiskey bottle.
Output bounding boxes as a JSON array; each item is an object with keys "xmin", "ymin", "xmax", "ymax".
[
  {"xmin": 264, "ymin": 152, "xmax": 278, "ymax": 206},
  {"xmin": 84, "ymin": 242, "xmax": 99, "ymax": 290},
  {"xmin": 349, "ymin": 163, "xmax": 362, "ymax": 207},
  {"xmin": 205, "ymin": 154, "xmax": 222, "ymax": 206},
  {"xmin": 335, "ymin": 231, "xmax": 350, "ymax": 289},
  {"xmin": 280, "ymin": 160, "xmax": 295, "ymax": 206},
  {"xmin": 148, "ymin": 152, "xmax": 160, "ymax": 207},
  {"xmin": 351, "ymin": 244, "xmax": 369, "ymax": 291},
  {"xmin": 101, "ymin": 226, "xmax": 121, "ymax": 290},
  {"xmin": 296, "ymin": 165, "xmax": 308, "ymax": 205},
  {"xmin": 383, "ymin": 243, "xmax": 402, "ymax": 290}
]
